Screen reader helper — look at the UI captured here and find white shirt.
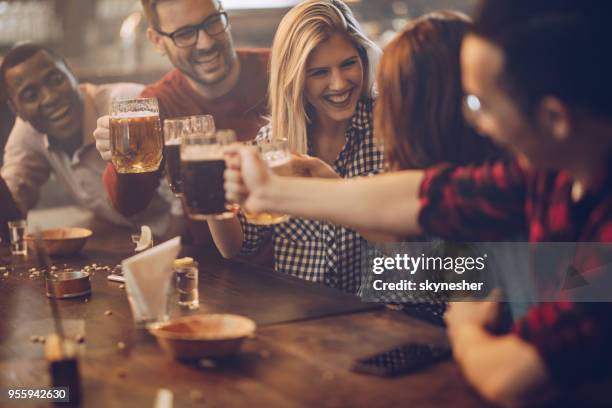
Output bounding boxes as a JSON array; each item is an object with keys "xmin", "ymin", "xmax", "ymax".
[{"xmin": 1, "ymin": 82, "xmax": 176, "ymax": 233}]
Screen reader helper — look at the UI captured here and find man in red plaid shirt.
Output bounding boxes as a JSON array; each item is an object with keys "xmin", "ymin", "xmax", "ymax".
[{"xmin": 224, "ymin": 0, "xmax": 612, "ymax": 405}]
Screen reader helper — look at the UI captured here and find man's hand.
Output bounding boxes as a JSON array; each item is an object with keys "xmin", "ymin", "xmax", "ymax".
[
  {"xmin": 224, "ymin": 145, "xmax": 273, "ymax": 212},
  {"xmin": 290, "ymin": 154, "xmax": 339, "ymax": 178},
  {"xmin": 93, "ymin": 115, "xmax": 111, "ymax": 161},
  {"xmin": 444, "ymin": 289, "xmax": 503, "ymax": 340}
]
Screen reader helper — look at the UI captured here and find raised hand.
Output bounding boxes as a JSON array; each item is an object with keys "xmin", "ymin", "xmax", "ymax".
[
  {"xmin": 289, "ymin": 154, "xmax": 339, "ymax": 178},
  {"xmin": 224, "ymin": 145, "xmax": 272, "ymax": 212},
  {"xmin": 93, "ymin": 115, "xmax": 111, "ymax": 161}
]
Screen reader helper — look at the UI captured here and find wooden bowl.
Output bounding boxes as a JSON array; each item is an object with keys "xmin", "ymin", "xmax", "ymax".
[
  {"xmin": 148, "ymin": 314, "xmax": 256, "ymax": 360},
  {"xmin": 26, "ymin": 228, "xmax": 93, "ymax": 256}
]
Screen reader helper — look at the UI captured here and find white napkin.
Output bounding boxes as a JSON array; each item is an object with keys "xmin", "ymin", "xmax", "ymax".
[{"xmin": 122, "ymin": 236, "xmax": 181, "ymax": 325}]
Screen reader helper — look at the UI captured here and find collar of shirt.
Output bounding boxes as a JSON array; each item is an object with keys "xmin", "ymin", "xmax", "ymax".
[{"xmin": 43, "ymin": 84, "xmax": 99, "ymax": 165}]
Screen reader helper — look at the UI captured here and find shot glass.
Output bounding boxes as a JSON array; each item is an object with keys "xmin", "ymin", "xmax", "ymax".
[
  {"xmin": 174, "ymin": 262, "xmax": 199, "ymax": 310},
  {"xmin": 8, "ymin": 219, "xmax": 27, "ymax": 256}
]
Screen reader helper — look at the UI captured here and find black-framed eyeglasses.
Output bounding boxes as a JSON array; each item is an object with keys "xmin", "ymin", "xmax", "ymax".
[{"xmin": 155, "ymin": 12, "xmax": 229, "ymax": 48}]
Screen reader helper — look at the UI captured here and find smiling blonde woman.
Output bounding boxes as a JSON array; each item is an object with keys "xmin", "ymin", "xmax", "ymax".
[
  {"xmin": 207, "ymin": 0, "xmax": 384, "ymax": 293},
  {"xmin": 268, "ymin": 0, "xmax": 379, "ymax": 154}
]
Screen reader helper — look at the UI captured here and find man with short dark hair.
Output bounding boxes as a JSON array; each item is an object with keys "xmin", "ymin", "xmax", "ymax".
[
  {"xmin": 0, "ymin": 44, "xmax": 175, "ymax": 233},
  {"xmin": 95, "ymin": 0, "xmax": 269, "ymax": 221},
  {"xmin": 445, "ymin": 1, "xmax": 612, "ymax": 403}
]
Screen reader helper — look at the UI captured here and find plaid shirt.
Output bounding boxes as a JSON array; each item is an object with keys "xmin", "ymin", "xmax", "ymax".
[
  {"xmin": 239, "ymin": 98, "xmax": 384, "ymax": 293},
  {"xmin": 419, "ymin": 156, "xmax": 612, "ymax": 385}
]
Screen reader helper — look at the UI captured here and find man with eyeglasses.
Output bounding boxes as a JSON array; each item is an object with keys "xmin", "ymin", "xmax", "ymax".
[{"xmin": 94, "ymin": 0, "xmax": 269, "ymax": 245}]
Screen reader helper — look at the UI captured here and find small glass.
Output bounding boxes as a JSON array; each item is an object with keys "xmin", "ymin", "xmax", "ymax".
[
  {"xmin": 174, "ymin": 262, "xmax": 199, "ymax": 310},
  {"xmin": 110, "ymin": 97, "xmax": 163, "ymax": 174},
  {"xmin": 8, "ymin": 219, "xmax": 27, "ymax": 256},
  {"xmin": 181, "ymin": 129, "xmax": 237, "ymax": 220},
  {"xmin": 242, "ymin": 138, "xmax": 291, "ymax": 225}
]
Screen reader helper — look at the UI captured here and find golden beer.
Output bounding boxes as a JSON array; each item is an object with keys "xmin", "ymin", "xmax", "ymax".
[
  {"xmin": 110, "ymin": 98, "xmax": 163, "ymax": 174},
  {"xmin": 243, "ymin": 149, "xmax": 292, "ymax": 225}
]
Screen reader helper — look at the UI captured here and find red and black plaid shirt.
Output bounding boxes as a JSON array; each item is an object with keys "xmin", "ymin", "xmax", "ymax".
[{"xmin": 418, "ymin": 156, "xmax": 612, "ymax": 385}]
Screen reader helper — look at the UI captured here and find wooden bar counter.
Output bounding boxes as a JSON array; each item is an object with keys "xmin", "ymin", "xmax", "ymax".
[{"xmin": 0, "ymin": 214, "xmax": 488, "ymax": 407}]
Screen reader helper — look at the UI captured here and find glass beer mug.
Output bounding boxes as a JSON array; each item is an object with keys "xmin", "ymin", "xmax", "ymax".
[
  {"xmin": 164, "ymin": 115, "xmax": 215, "ymax": 196},
  {"xmin": 110, "ymin": 98, "xmax": 163, "ymax": 173},
  {"xmin": 181, "ymin": 129, "xmax": 237, "ymax": 220},
  {"xmin": 242, "ymin": 138, "xmax": 291, "ymax": 225},
  {"xmin": 163, "ymin": 117, "xmax": 189, "ymax": 196}
]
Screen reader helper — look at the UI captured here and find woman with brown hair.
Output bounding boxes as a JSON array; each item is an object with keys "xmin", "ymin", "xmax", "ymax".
[{"xmin": 376, "ymin": 11, "xmax": 504, "ymax": 171}]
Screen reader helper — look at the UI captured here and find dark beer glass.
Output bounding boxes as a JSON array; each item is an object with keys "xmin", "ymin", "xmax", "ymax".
[
  {"xmin": 164, "ymin": 115, "xmax": 215, "ymax": 196},
  {"xmin": 181, "ymin": 129, "xmax": 236, "ymax": 220},
  {"xmin": 242, "ymin": 138, "xmax": 291, "ymax": 225},
  {"xmin": 163, "ymin": 117, "xmax": 189, "ymax": 196},
  {"xmin": 110, "ymin": 98, "xmax": 163, "ymax": 173}
]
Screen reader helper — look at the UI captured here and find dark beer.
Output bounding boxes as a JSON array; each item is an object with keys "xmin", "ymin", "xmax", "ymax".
[
  {"xmin": 181, "ymin": 151, "xmax": 233, "ymax": 219},
  {"xmin": 181, "ymin": 130, "xmax": 236, "ymax": 220},
  {"xmin": 164, "ymin": 140, "xmax": 182, "ymax": 195},
  {"xmin": 110, "ymin": 113, "xmax": 163, "ymax": 173}
]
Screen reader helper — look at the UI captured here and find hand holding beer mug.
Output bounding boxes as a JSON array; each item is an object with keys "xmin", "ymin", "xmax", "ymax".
[
  {"xmin": 242, "ymin": 139, "xmax": 291, "ymax": 225},
  {"xmin": 110, "ymin": 98, "xmax": 163, "ymax": 173},
  {"xmin": 181, "ymin": 129, "xmax": 237, "ymax": 220}
]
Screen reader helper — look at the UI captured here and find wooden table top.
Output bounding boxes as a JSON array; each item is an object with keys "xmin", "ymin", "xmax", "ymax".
[{"xmin": 0, "ymin": 216, "xmax": 489, "ymax": 407}]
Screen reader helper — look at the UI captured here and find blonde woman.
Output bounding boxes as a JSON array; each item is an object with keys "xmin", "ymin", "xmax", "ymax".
[{"xmin": 209, "ymin": 0, "xmax": 383, "ymax": 293}]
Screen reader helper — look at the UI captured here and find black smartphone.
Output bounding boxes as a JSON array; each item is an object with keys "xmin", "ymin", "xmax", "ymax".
[{"xmin": 352, "ymin": 343, "xmax": 452, "ymax": 377}]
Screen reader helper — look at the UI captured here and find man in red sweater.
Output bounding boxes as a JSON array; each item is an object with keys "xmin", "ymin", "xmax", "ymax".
[{"xmin": 94, "ymin": 0, "xmax": 269, "ymax": 225}]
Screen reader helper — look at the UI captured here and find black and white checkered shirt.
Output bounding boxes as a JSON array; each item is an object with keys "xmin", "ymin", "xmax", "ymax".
[{"xmin": 238, "ymin": 97, "xmax": 384, "ymax": 293}]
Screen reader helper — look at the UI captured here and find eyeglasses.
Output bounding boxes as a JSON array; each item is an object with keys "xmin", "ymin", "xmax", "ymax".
[{"xmin": 155, "ymin": 12, "xmax": 229, "ymax": 48}]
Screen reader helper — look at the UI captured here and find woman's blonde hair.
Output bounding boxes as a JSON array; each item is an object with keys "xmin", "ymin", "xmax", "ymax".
[{"xmin": 268, "ymin": 0, "xmax": 380, "ymax": 153}]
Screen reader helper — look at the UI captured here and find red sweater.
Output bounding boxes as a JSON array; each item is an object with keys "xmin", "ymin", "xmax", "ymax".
[{"xmin": 103, "ymin": 49, "xmax": 270, "ymax": 216}]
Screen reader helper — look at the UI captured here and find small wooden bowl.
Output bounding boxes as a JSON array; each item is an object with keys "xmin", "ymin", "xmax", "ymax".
[
  {"xmin": 26, "ymin": 228, "xmax": 93, "ymax": 256},
  {"xmin": 148, "ymin": 314, "xmax": 256, "ymax": 360}
]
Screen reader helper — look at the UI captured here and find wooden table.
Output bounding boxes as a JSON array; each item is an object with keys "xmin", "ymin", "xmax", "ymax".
[{"xmin": 0, "ymin": 216, "xmax": 489, "ymax": 407}]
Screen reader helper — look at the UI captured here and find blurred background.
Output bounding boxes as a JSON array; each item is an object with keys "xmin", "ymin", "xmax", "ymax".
[
  {"xmin": 0, "ymin": 0, "xmax": 475, "ymax": 82},
  {"xmin": 0, "ymin": 0, "xmax": 474, "ymax": 207}
]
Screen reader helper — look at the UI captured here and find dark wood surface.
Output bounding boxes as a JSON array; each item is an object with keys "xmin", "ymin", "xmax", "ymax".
[{"xmin": 0, "ymin": 216, "xmax": 489, "ymax": 407}]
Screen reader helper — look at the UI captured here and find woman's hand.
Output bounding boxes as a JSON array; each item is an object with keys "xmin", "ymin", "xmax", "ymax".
[
  {"xmin": 290, "ymin": 154, "xmax": 340, "ymax": 178},
  {"xmin": 224, "ymin": 145, "xmax": 273, "ymax": 212}
]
